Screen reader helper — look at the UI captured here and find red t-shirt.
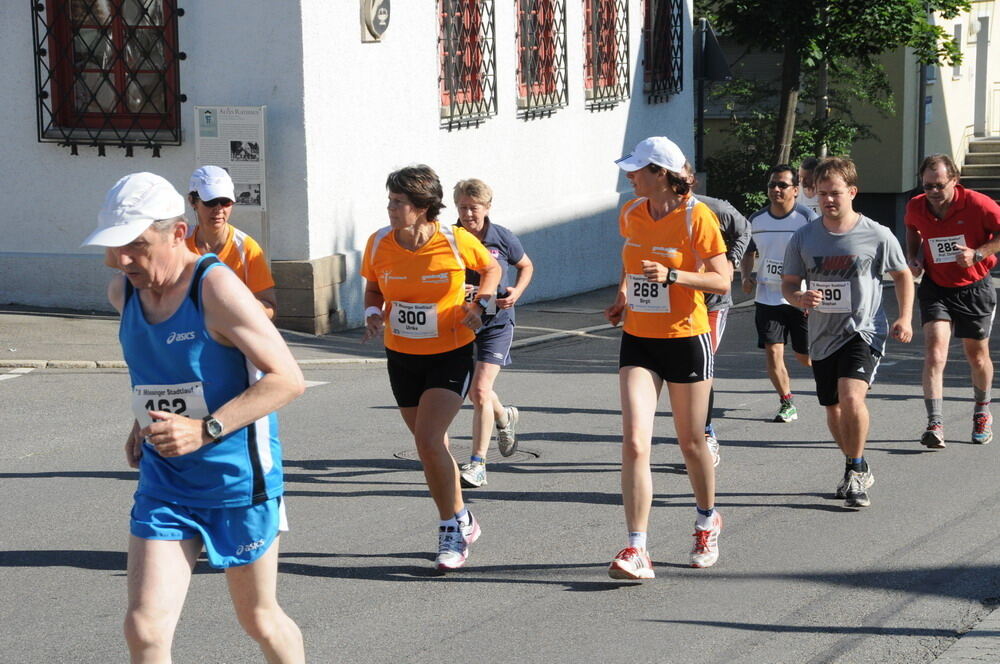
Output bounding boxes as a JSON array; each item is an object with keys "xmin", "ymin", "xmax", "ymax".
[{"xmin": 904, "ymin": 184, "xmax": 1000, "ymax": 287}]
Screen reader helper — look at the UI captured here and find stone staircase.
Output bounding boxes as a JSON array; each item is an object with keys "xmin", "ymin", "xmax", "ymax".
[{"xmin": 962, "ymin": 138, "xmax": 1000, "ymax": 203}]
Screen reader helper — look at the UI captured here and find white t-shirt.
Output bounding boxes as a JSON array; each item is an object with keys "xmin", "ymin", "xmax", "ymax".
[
  {"xmin": 797, "ymin": 189, "xmax": 821, "ymax": 218},
  {"xmin": 747, "ymin": 204, "xmax": 816, "ymax": 306}
]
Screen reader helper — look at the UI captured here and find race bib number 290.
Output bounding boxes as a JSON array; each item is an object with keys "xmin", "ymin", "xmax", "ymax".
[
  {"xmin": 812, "ymin": 280, "xmax": 852, "ymax": 313},
  {"xmin": 131, "ymin": 381, "xmax": 209, "ymax": 428}
]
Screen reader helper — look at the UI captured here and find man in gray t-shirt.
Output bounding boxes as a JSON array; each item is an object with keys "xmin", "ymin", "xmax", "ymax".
[{"xmin": 781, "ymin": 157, "xmax": 914, "ymax": 510}]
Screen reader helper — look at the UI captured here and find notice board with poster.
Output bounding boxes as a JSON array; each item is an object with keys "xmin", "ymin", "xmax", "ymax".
[{"xmin": 193, "ymin": 106, "xmax": 269, "ymax": 255}]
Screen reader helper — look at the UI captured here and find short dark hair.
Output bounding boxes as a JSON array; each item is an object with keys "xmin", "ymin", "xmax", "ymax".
[
  {"xmin": 813, "ymin": 156, "xmax": 858, "ymax": 189},
  {"xmin": 386, "ymin": 165, "xmax": 445, "ymax": 221},
  {"xmin": 799, "ymin": 156, "xmax": 819, "ymax": 172},
  {"xmin": 918, "ymin": 154, "xmax": 959, "ymax": 181},
  {"xmin": 769, "ymin": 164, "xmax": 799, "ymax": 187}
]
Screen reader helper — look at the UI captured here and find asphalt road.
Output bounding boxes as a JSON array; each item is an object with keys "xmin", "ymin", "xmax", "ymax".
[{"xmin": 3, "ymin": 301, "xmax": 1000, "ymax": 663}]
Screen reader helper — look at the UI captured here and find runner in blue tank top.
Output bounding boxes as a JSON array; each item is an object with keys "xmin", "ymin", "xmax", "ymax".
[{"xmin": 83, "ymin": 172, "xmax": 306, "ymax": 663}]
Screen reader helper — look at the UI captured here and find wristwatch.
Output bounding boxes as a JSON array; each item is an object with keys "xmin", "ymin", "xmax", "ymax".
[
  {"xmin": 973, "ymin": 249, "xmax": 985, "ymax": 264},
  {"xmin": 475, "ymin": 296, "xmax": 493, "ymax": 312},
  {"xmin": 203, "ymin": 415, "xmax": 224, "ymax": 441},
  {"xmin": 665, "ymin": 268, "xmax": 679, "ymax": 285}
]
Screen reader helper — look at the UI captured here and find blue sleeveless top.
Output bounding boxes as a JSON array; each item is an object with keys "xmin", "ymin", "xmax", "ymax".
[{"xmin": 120, "ymin": 255, "xmax": 283, "ymax": 508}]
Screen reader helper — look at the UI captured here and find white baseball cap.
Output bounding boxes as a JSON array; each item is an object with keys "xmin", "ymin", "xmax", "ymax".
[
  {"xmin": 189, "ymin": 165, "xmax": 236, "ymax": 201},
  {"xmin": 82, "ymin": 172, "xmax": 186, "ymax": 247},
  {"xmin": 615, "ymin": 136, "xmax": 686, "ymax": 173}
]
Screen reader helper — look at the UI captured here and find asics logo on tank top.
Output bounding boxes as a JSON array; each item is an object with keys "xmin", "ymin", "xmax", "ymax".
[
  {"xmin": 165, "ymin": 330, "xmax": 197, "ymax": 344},
  {"xmin": 422, "ymin": 274, "xmax": 449, "ymax": 284}
]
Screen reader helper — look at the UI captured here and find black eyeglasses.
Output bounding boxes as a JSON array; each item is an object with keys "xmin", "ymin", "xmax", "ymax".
[
  {"xmin": 767, "ymin": 181, "xmax": 793, "ymax": 189},
  {"xmin": 200, "ymin": 197, "xmax": 234, "ymax": 208},
  {"xmin": 921, "ymin": 182, "xmax": 953, "ymax": 192}
]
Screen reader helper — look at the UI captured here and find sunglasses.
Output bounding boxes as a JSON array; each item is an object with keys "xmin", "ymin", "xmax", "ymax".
[
  {"xmin": 921, "ymin": 182, "xmax": 952, "ymax": 192},
  {"xmin": 199, "ymin": 197, "xmax": 234, "ymax": 208},
  {"xmin": 767, "ymin": 181, "xmax": 793, "ymax": 189}
]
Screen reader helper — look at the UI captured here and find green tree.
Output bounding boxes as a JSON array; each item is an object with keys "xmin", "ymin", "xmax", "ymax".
[
  {"xmin": 704, "ymin": 55, "xmax": 894, "ymax": 213},
  {"xmin": 704, "ymin": 0, "xmax": 969, "ymax": 165}
]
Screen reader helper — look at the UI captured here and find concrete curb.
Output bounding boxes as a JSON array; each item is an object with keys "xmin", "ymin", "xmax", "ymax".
[{"xmin": 0, "ymin": 322, "xmax": 621, "ymax": 370}]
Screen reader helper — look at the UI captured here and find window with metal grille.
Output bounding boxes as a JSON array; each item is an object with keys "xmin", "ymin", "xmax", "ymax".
[
  {"xmin": 583, "ymin": 0, "xmax": 629, "ymax": 109},
  {"xmin": 642, "ymin": 0, "xmax": 682, "ymax": 103},
  {"xmin": 439, "ymin": 0, "xmax": 497, "ymax": 130},
  {"xmin": 516, "ymin": 0, "xmax": 568, "ymax": 119},
  {"xmin": 31, "ymin": 0, "xmax": 184, "ymax": 153}
]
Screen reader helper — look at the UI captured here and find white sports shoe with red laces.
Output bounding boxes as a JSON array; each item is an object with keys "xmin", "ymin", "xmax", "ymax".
[
  {"xmin": 608, "ymin": 546, "xmax": 655, "ymax": 580},
  {"xmin": 690, "ymin": 512, "xmax": 722, "ymax": 568}
]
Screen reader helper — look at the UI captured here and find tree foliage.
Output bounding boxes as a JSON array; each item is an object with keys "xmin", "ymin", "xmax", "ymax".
[
  {"xmin": 701, "ymin": 0, "xmax": 970, "ymax": 163},
  {"xmin": 704, "ymin": 56, "xmax": 894, "ymax": 213}
]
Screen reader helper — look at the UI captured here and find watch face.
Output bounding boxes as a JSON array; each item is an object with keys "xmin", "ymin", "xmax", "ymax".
[{"xmin": 205, "ymin": 418, "xmax": 223, "ymax": 438}]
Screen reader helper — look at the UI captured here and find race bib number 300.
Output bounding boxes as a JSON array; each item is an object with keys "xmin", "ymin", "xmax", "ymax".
[
  {"xmin": 813, "ymin": 280, "xmax": 852, "ymax": 313},
  {"xmin": 929, "ymin": 234, "xmax": 965, "ymax": 264},
  {"xmin": 626, "ymin": 274, "xmax": 670, "ymax": 313},
  {"xmin": 131, "ymin": 381, "xmax": 209, "ymax": 428},
  {"xmin": 390, "ymin": 301, "xmax": 438, "ymax": 339}
]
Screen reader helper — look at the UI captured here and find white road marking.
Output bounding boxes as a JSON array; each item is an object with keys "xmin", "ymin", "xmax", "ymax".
[
  {"xmin": 303, "ymin": 380, "xmax": 329, "ymax": 388},
  {"xmin": 0, "ymin": 367, "xmax": 35, "ymax": 382}
]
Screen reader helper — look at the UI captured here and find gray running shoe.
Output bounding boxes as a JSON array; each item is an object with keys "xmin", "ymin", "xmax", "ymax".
[
  {"xmin": 972, "ymin": 413, "xmax": 993, "ymax": 445},
  {"xmin": 459, "ymin": 461, "xmax": 487, "ymax": 488},
  {"xmin": 496, "ymin": 405, "xmax": 519, "ymax": 457},
  {"xmin": 773, "ymin": 402, "xmax": 798, "ymax": 423},
  {"xmin": 920, "ymin": 421, "xmax": 946, "ymax": 449},
  {"xmin": 835, "ymin": 469, "xmax": 850, "ymax": 499},
  {"xmin": 843, "ymin": 469, "xmax": 874, "ymax": 508}
]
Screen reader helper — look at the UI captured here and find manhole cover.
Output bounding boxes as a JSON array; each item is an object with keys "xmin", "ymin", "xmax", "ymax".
[{"xmin": 394, "ymin": 443, "xmax": 539, "ymax": 463}]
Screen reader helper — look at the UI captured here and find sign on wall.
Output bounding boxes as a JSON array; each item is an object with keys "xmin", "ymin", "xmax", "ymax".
[
  {"xmin": 361, "ymin": 0, "xmax": 390, "ymax": 42},
  {"xmin": 193, "ymin": 106, "xmax": 267, "ymax": 211}
]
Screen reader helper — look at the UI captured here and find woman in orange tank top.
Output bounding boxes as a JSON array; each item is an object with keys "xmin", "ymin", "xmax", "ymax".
[{"xmin": 604, "ymin": 137, "xmax": 732, "ymax": 579}]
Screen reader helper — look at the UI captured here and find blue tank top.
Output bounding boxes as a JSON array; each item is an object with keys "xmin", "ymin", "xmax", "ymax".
[{"xmin": 120, "ymin": 255, "xmax": 283, "ymax": 508}]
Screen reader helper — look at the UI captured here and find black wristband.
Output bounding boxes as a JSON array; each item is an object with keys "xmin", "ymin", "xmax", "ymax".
[{"xmin": 666, "ymin": 268, "xmax": 679, "ymax": 285}]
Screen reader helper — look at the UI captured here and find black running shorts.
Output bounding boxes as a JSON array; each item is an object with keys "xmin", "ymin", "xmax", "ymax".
[
  {"xmin": 755, "ymin": 303, "xmax": 809, "ymax": 354},
  {"xmin": 810, "ymin": 334, "xmax": 881, "ymax": 406},
  {"xmin": 619, "ymin": 331, "xmax": 714, "ymax": 383},
  {"xmin": 918, "ymin": 274, "xmax": 996, "ymax": 340},
  {"xmin": 385, "ymin": 342, "xmax": 474, "ymax": 408}
]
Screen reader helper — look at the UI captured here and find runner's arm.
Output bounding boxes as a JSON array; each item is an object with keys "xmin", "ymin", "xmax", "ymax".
[
  {"xmin": 497, "ymin": 253, "xmax": 533, "ymax": 309},
  {"xmin": 904, "ymin": 226, "xmax": 923, "ymax": 277},
  {"xmin": 604, "ymin": 267, "xmax": 627, "ymax": 326},
  {"xmin": 362, "ymin": 279, "xmax": 386, "ymax": 342},
  {"xmin": 888, "ymin": 268, "xmax": 914, "ymax": 343},
  {"xmin": 781, "ymin": 272, "xmax": 820, "ymax": 309},
  {"xmin": 142, "ymin": 267, "xmax": 304, "ymax": 456}
]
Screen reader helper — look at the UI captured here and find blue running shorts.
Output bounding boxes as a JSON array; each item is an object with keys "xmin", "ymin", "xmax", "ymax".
[
  {"xmin": 475, "ymin": 320, "xmax": 514, "ymax": 366},
  {"xmin": 130, "ymin": 494, "xmax": 287, "ymax": 569}
]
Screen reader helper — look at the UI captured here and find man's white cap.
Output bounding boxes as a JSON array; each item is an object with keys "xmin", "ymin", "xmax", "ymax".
[
  {"xmin": 615, "ymin": 136, "xmax": 686, "ymax": 173},
  {"xmin": 82, "ymin": 172, "xmax": 186, "ymax": 247},
  {"xmin": 189, "ymin": 165, "xmax": 236, "ymax": 201}
]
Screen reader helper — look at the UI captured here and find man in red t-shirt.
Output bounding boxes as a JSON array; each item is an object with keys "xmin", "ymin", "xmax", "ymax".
[{"xmin": 905, "ymin": 154, "xmax": 1000, "ymax": 448}]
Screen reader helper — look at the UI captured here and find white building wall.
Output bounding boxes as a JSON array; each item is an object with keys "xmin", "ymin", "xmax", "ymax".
[
  {"xmin": 0, "ymin": 0, "xmax": 694, "ymax": 324},
  {"xmin": 0, "ymin": 2, "xmax": 308, "ymax": 310},
  {"xmin": 301, "ymin": 0, "xmax": 695, "ymax": 326}
]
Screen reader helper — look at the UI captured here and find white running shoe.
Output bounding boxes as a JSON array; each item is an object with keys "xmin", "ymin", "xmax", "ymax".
[
  {"xmin": 435, "ymin": 512, "xmax": 481, "ymax": 571},
  {"xmin": 497, "ymin": 405, "xmax": 519, "ymax": 456},
  {"xmin": 706, "ymin": 433, "xmax": 720, "ymax": 468},
  {"xmin": 690, "ymin": 512, "xmax": 722, "ymax": 568},
  {"xmin": 459, "ymin": 461, "xmax": 487, "ymax": 488},
  {"xmin": 608, "ymin": 547, "xmax": 655, "ymax": 580}
]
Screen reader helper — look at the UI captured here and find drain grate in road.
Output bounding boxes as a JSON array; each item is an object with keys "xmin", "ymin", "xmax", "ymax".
[{"xmin": 394, "ymin": 444, "xmax": 539, "ymax": 463}]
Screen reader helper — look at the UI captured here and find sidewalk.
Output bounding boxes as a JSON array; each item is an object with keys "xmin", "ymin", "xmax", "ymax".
[{"xmin": 0, "ymin": 285, "xmax": 636, "ymax": 369}]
